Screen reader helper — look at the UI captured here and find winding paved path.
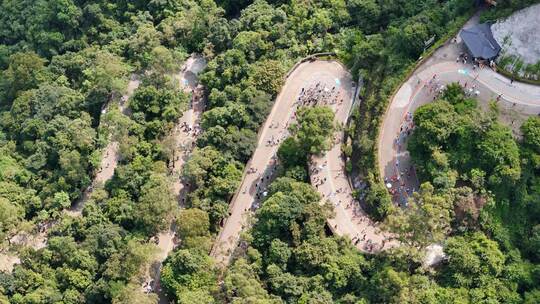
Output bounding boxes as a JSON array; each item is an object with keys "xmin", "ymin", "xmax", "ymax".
[
  {"xmin": 308, "ymin": 67, "xmax": 393, "ymax": 253},
  {"xmin": 212, "ymin": 16, "xmax": 540, "ymax": 268},
  {"xmin": 378, "ymin": 15, "xmax": 540, "ymax": 203},
  {"xmin": 211, "ymin": 60, "xmax": 391, "ymax": 266}
]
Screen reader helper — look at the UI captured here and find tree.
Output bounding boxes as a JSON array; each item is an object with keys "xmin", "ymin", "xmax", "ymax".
[
  {"xmin": 232, "ymin": 31, "xmax": 272, "ymax": 62},
  {"xmin": 0, "ymin": 52, "xmax": 47, "ymax": 106},
  {"xmin": 160, "ymin": 249, "xmax": 217, "ymax": 302},
  {"xmin": 201, "ymin": 102, "xmax": 250, "ymax": 130},
  {"xmin": 51, "ymin": 191, "xmax": 71, "ymax": 212},
  {"xmin": 112, "ymin": 283, "xmax": 158, "ymax": 304},
  {"xmin": 441, "ymin": 83, "xmax": 466, "ymax": 105},
  {"xmin": 130, "ymin": 85, "xmax": 188, "ymax": 136},
  {"xmin": 147, "ymin": 45, "xmax": 180, "ymax": 76},
  {"xmin": 268, "ymin": 239, "xmax": 292, "ymax": 270},
  {"xmin": 159, "ymin": 0, "xmax": 225, "ymax": 53},
  {"xmin": 477, "ymin": 123, "xmax": 521, "ymax": 187},
  {"xmin": 521, "ymin": 116, "xmax": 540, "ymax": 169},
  {"xmin": 0, "ymin": 197, "xmax": 24, "ymax": 249},
  {"xmin": 347, "ymin": 0, "xmax": 381, "ymax": 33},
  {"xmin": 248, "ymin": 59, "xmax": 286, "ymax": 96},
  {"xmin": 183, "ymin": 146, "xmax": 242, "ymax": 221},
  {"xmin": 197, "ymin": 126, "xmax": 257, "ymax": 162},
  {"xmin": 409, "ymin": 100, "xmax": 458, "ymax": 149},
  {"xmin": 290, "ymin": 106, "xmax": 335, "ymax": 155},
  {"xmin": 522, "ymin": 117, "xmax": 540, "ymax": 153},
  {"xmin": 338, "ymin": 30, "xmax": 383, "ymax": 75},
  {"xmin": 277, "ymin": 137, "xmax": 306, "ymax": 170},
  {"xmin": 251, "ymin": 178, "xmax": 327, "ymax": 250},
  {"xmin": 0, "ymin": 0, "xmax": 82, "ymax": 57},
  {"xmin": 127, "ymin": 23, "xmax": 162, "ymax": 68},
  {"xmin": 524, "ymin": 290, "xmax": 540, "ymax": 304},
  {"xmin": 384, "ymin": 183, "xmax": 453, "ymax": 252},
  {"xmin": 103, "ymin": 240, "xmax": 156, "ymax": 281},
  {"xmin": 442, "ymin": 232, "xmax": 506, "ymax": 288},
  {"xmin": 176, "ymin": 208, "xmax": 210, "ymax": 240},
  {"xmin": 200, "ymin": 49, "xmax": 249, "ymax": 91},
  {"xmin": 389, "ymin": 21, "xmax": 430, "ymax": 57},
  {"xmin": 81, "ymin": 48, "xmax": 128, "ymax": 95},
  {"xmin": 48, "ymin": 47, "xmax": 128, "ymax": 97},
  {"xmin": 223, "ymin": 258, "xmax": 280, "ymax": 303},
  {"xmin": 134, "ymin": 173, "xmax": 175, "ymax": 235}
]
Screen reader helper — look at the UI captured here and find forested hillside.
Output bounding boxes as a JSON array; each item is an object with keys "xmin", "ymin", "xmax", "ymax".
[
  {"xmin": 0, "ymin": 0, "xmax": 539, "ymax": 303},
  {"xmin": 207, "ymin": 85, "xmax": 540, "ymax": 303}
]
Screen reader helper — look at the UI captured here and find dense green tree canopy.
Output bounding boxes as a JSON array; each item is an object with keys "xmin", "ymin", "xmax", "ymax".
[{"xmin": 1, "ymin": 0, "xmax": 538, "ymax": 303}]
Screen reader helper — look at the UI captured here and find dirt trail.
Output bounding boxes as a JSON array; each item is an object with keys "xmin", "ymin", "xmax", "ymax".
[
  {"xmin": 142, "ymin": 55, "xmax": 207, "ymax": 302},
  {"xmin": 0, "ymin": 79, "xmax": 140, "ymax": 273},
  {"xmin": 67, "ymin": 75, "xmax": 141, "ymax": 216}
]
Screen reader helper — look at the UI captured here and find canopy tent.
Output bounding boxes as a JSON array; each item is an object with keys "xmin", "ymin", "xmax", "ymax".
[{"xmin": 460, "ymin": 23, "xmax": 501, "ymax": 60}]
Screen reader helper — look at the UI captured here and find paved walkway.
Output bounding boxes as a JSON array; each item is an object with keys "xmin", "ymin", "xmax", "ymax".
[
  {"xmin": 378, "ymin": 15, "xmax": 540, "ymax": 205},
  {"xmin": 209, "ymin": 59, "xmax": 305, "ymax": 267},
  {"xmin": 211, "ymin": 60, "xmax": 395, "ymax": 266},
  {"xmin": 212, "ymin": 18, "xmax": 540, "ymax": 267},
  {"xmin": 308, "ymin": 66, "xmax": 393, "ymax": 253}
]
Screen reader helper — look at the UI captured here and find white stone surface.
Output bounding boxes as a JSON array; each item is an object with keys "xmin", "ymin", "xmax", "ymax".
[
  {"xmin": 492, "ymin": 3, "xmax": 540, "ymax": 65},
  {"xmin": 424, "ymin": 244, "xmax": 446, "ymax": 267}
]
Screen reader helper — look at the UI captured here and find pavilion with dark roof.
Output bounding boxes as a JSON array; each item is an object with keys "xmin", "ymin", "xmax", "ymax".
[{"xmin": 459, "ymin": 23, "xmax": 502, "ymax": 60}]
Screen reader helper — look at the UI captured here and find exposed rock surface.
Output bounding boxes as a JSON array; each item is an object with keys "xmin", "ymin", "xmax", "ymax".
[{"xmin": 492, "ymin": 3, "xmax": 540, "ymax": 64}]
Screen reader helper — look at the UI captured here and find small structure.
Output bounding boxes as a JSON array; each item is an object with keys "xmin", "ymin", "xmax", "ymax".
[{"xmin": 460, "ymin": 23, "xmax": 501, "ymax": 60}]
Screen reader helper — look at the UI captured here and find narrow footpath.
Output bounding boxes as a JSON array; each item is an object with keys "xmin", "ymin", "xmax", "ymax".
[
  {"xmin": 143, "ymin": 55, "xmax": 207, "ymax": 303},
  {"xmin": 67, "ymin": 75, "xmax": 141, "ymax": 216},
  {"xmin": 0, "ymin": 75, "xmax": 141, "ymax": 273}
]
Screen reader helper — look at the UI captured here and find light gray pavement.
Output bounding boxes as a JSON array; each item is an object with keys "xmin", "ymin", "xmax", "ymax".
[
  {"xmin": 210, "ymin": 60, "xmax": 396, "ymax": 267},
  {"xmin": 378, "ymin": 15, "xmax": 540, "ymax": 205},
  {"xmin": 492, "ymin": 3, "xmax": 540, "ymax": 65},
  {"xmin": 308, "ymin": 65, "xmax": 394, "ymax": 253},
  {"xmin": 209, "ymin": 60, "xmax": 310, "ymax": 267}
]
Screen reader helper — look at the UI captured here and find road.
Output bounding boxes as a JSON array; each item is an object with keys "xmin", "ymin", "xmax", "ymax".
[
  {"xmin": 308, "ymin": 63, "xmax": 393, "ymax": 253},
  {"xmin": 210, "ymin": 60, "xmax": 394, "ymax": 266},
  {"xmin": 378, "ymin": 14, "xmax": 540, "ymax": 205},
  {"xmin": 212, "ymin": 17, "xmax": 540, "ymax": 266}
]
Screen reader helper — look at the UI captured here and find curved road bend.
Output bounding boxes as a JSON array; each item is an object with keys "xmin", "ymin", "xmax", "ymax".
[
  {"xmin": 378, "ymin": 20, "xmax": 540, "ymax": 205},
  {"xmin": 211, "ymin": 60, "xmax": 393, "ymax": 267},
  {"xmin": 309, "ymin": 64, "xmax": 393, "ymax": 253}
]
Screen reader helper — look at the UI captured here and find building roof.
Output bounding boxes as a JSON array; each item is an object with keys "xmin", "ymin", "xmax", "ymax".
[{"xmin": 460, "ymin": 23, "xmax": 501, "ymax": 59}]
